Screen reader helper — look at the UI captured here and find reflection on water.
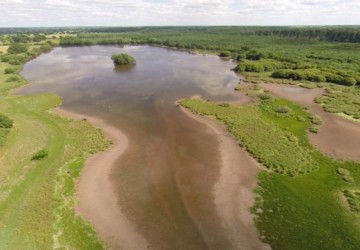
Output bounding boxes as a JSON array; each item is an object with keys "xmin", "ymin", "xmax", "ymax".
[{"xmin": 19, "ymin": 45, "xmax": 241, "ymax": 249}]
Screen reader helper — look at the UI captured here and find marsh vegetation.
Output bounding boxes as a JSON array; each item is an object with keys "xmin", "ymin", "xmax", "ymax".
[{"xmin": 0, "ymin": 26, "xmax": 360, "ymax": 250}]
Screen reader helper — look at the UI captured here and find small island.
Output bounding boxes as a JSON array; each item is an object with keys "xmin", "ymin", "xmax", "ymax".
[{"xmin": 111, "ymin": 53, "xmax": 136, "ymax": 65}]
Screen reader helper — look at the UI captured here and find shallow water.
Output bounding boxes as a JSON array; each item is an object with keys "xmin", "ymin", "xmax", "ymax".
[{"xmin": 19, "ymin": 45, "xmax": 242, "ymax": 249}]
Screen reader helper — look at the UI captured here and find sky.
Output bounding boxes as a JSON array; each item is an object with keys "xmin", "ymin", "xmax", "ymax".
[{"xmin": 0, "ymin": 0, "xmax": 359, "ymax": 27}]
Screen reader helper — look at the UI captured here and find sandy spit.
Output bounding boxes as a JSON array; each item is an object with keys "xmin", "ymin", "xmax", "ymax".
[
  {"xmin": 179, "ymin": 105, "xmax": 271, "ymax": 250},
  {"xmin": 261, "ymin": 83, "xmax": 360, "ymax": 163},
  {"xmin": 55, "ymin": 108, "xmax": 149, "ymax": 250}
]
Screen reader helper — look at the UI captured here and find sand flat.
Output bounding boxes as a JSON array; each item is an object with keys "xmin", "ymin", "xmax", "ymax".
[
  {"xmin": 56, "ymin": 108, "xmax": 149, "ymax": 250},
  {"xmin": 179, "ymin": 105, "xmax": 271, "ymax": 250}
]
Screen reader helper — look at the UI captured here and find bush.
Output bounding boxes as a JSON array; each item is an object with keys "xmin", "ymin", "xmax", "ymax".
[
  {"xmin": 0, "ymin": 114, "xmax": 13, "ymax": 128},
  {"xmin": 219, "ymin": 51, "xmax": 232, "ymax": 57},
  {"xmin": 246, "ymin": 50, "xmax": 264, "ymax": 60},
  {"xmin": 308, "ymin": 115, "xmax": 322, "ymax": 125},
  {"xmin": 40, "ymin": 43, "xmax": 52, "ymax": 53},
  {"xmin": 7, "ymin": 43, "xmax": 28, "ymax": 54},
  {"xmin": 4, "ymin": 68, "xmax": 17, "ymax": 74},
  {"xmin": 258, "ymin": 93, "xmax": 273, "ymax": 101},
  {"xmin": 308, "ymin": 126, "xmax": 319, "ymax": 133},
  {"xmin": 275, "ymin": 106, "xmax": 291, "ymax": 114},
  {"xmin": 6, "ymin": 76, "xmax": 21, "ymax": 82},
  {"xmin": 337, "ymin": 168, "xmax": 350, "ymax": 176},
  {"xmin": 218, "ymin": 103, "xmax": 230, "ymax": 107},
  {"xmin": 111, "ymin": 53, "xmax": 136, "ymax": 65},
  {"xmin": 297, "ymin": 116, "xmax": 306, "ymax": 122},
  {"xmin": 31, "ymin": 149, "xmax": 48, "ymax": 160}
]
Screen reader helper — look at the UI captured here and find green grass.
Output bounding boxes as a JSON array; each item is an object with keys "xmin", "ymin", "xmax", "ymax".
[
  {"xmin": 0, "ymin": 36, "xmax": 110, "ymax": 249},
  {"xmin": 0, "ymin": 94, "xmax": 109, "ymax": 249},
  {"xmin": 181, "ymin": 98, "xmax": 360, "ymax": 249},
  {"xmin": 315, "ymin": 85, "xmax": 360, "ymax": 119},
  {"xmin": 181, "ymin": 99, "xmax": 317, "ymax": 176}
]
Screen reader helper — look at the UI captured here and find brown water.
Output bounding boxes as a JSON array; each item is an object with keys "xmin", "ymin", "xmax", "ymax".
[{"xmin": 19, "ymin": 45, "xmax": 245, "ymax": 249}]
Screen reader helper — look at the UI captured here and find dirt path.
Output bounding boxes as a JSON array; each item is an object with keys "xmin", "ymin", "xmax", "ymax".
[
  {"xmin": 261, "ymin": 83, "xmax": 360, "ymax": 163},
  {"xmin": 179, "ymin": 106, "xmax": 271, "ymax": 250},
  {"xmin": 55, "ymin": 108, "xmax": 149, "ymax": 250}
]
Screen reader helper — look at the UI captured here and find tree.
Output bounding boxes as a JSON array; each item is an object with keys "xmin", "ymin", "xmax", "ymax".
[
  {"xmin": 7, "ymin": 44, "xmax": 28, "ymax": 54},
  {"xmin": 111, "ymin": 53, "xmax": 136, "ymax": 65}
]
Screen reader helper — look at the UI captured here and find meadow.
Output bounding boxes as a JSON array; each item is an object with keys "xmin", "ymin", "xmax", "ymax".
[{"xmin": 0, "ymin": 36, "xmax": 109, "ymax": 249}]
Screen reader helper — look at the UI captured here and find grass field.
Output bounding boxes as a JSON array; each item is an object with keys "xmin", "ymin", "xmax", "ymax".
[
  {"xmin": 181, "ymin": 97, "xmax": 360, "ymax": 249},
  {"xmin": 0, "ymin": 38, "xmax": 110, "ymax": 249}
]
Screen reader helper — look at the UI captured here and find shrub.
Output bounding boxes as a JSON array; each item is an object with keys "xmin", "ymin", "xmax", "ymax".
[
  {"xmin": 40, "ymin": 43, "xmax": 52, "ymax": 53},
  {"xmin": 246, "ymin": 50, "xmax": 264, "ymax": 60},
  {"xmin": 6, "ymin": 76, "xmax": 21, "ymax": 82},
  {"xmin": 0, "ymin": 114, "xmax": 13, "ymax": 128},
  {"xmin": 4, "ymin": 68, "xmax": 17, "ymax": 74},
  {"xmin": 7, "ymin": 43, "xmax": 28, "ymax": 54},
  {"xmin": 308, "ymin": 126, "xmax": 319, "ymax": 133},
  {"xmin": 258, "ymin": 93, "xmax": 273, "ymax": 101},
  {"xmin": 308, "ymin": 115, "xmax": 322, "ymax": 125},
  {"xmin": 111, "ymin": 53, "xmax": 136, "ymax": 65},
  {"xmin": 337, "ymin": 168, "xmax": 350, "ymax": 176},
  {"xmin": 296, "ymin": 116, "xmax": 306, "ymax": 122},
  {"xmin": 219, "ymin": 51, "xmax": 232, "ymax": 57},
  {"xmin": 275, "ymin": 106, "xmax": 291, "ymax": 114},
  {"xmin": 31, "ymin": 149, "xmax": 48, "ymax": 160},
  {"xmin": 218, "ymin": 103, "xmax": 230, "ymax": 107}
]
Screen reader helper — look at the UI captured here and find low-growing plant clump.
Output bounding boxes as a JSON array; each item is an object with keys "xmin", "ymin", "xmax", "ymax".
[
  {"xmin": 111, "ymin": 53, "xmax": 136, "ymax": 65},
  {"xmin": 315, "ymin": 85, "xmax": 360, "ymax": 119},
  {"xmin": 31, "ymin": 149, "xmax": 48, "ymax": 160},
  {"xmin": 343, "ymin": 190, "xmax": 360, "ymax": 213},
  {"xmin": 0, "ymin": 114, "xmax": 13, "ymax": 128},
  {"xmin": 337, "ymin": 168, "xmax": 354, "ymax": 183},
  {"xmin": 308, "ymin": 126, "xmax": 319, "ymax": 134}
]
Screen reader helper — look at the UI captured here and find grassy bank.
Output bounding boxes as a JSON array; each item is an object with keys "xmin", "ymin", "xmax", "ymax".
[
  {"xmin": 180, "ymin": 97, "xmax": 360, "ymax": 249},
  {"xmin": 0, "ymin": 38, "xmax": 109, "ymax": 249}
]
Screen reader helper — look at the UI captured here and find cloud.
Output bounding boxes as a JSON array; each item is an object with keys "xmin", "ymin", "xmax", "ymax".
[{"xmin": 0, "ymin": 0, "xmax": 359, "ymax": 27}]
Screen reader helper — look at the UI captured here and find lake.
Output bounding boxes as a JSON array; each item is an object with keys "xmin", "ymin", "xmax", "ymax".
[{"xmin": 19, "ymin": 45, "xmax": 246, "ymax": 249}]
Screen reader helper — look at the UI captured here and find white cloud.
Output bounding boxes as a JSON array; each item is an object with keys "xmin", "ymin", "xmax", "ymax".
[{"xmin": 0, "ymin": 0, "xmax": 359, "ymax": 27}]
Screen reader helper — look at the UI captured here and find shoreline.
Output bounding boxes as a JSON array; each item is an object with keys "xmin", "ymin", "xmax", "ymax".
[
  {"xmin": 55, "ymin": 108, "xmax": 149, "ymax": 250},
  {"xmin": 178, "ymin": 104, "xmax": 271, "ymax": 250},
  {"xmin": 261, "ymin": 83, "xmax": 360, "ymax": 163}
]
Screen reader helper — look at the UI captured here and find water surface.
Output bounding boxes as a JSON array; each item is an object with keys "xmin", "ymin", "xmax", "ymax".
[{"xmin": 19, "ymin": 45, "xmax": 242, "ymax": 249}]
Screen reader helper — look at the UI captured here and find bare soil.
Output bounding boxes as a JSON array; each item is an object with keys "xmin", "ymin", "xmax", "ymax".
[
  {"xmin": 56, "ymin": 108, "xmax": 150, "ymax": 250},
  {"xmin": 179, "ymin": 106, "xmax": 271, "ymax": 250}
]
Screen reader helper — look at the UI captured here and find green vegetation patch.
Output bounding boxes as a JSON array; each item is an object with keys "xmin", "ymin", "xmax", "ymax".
[
  {"xmin": 0, "ymin": 34, "xmax": 109, "ymax": 249},
  {"xmin": 182, "ymin": 96, "xmax": 360, "ymax": 249},
  {"xmin": 315, "ymin": 85, "xmax": 360, "ymax": 119},
  {"xmin": 31, "ymin": 149, "xmax": 48, "ymax": 160},
  {"xmin": 343, "ymin": 190, "xmax": 360, "ymax": 214},
  {"xmin": 180, "ymin": 99, "xmax": 317, "ymax": 176},
  {"xmin": 111, "ymin": 53, "xmax": 136, "ymax": 65},
  {"xmin": 0, "ymin": 114, "xmax": 13, "ymax": 128}
]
